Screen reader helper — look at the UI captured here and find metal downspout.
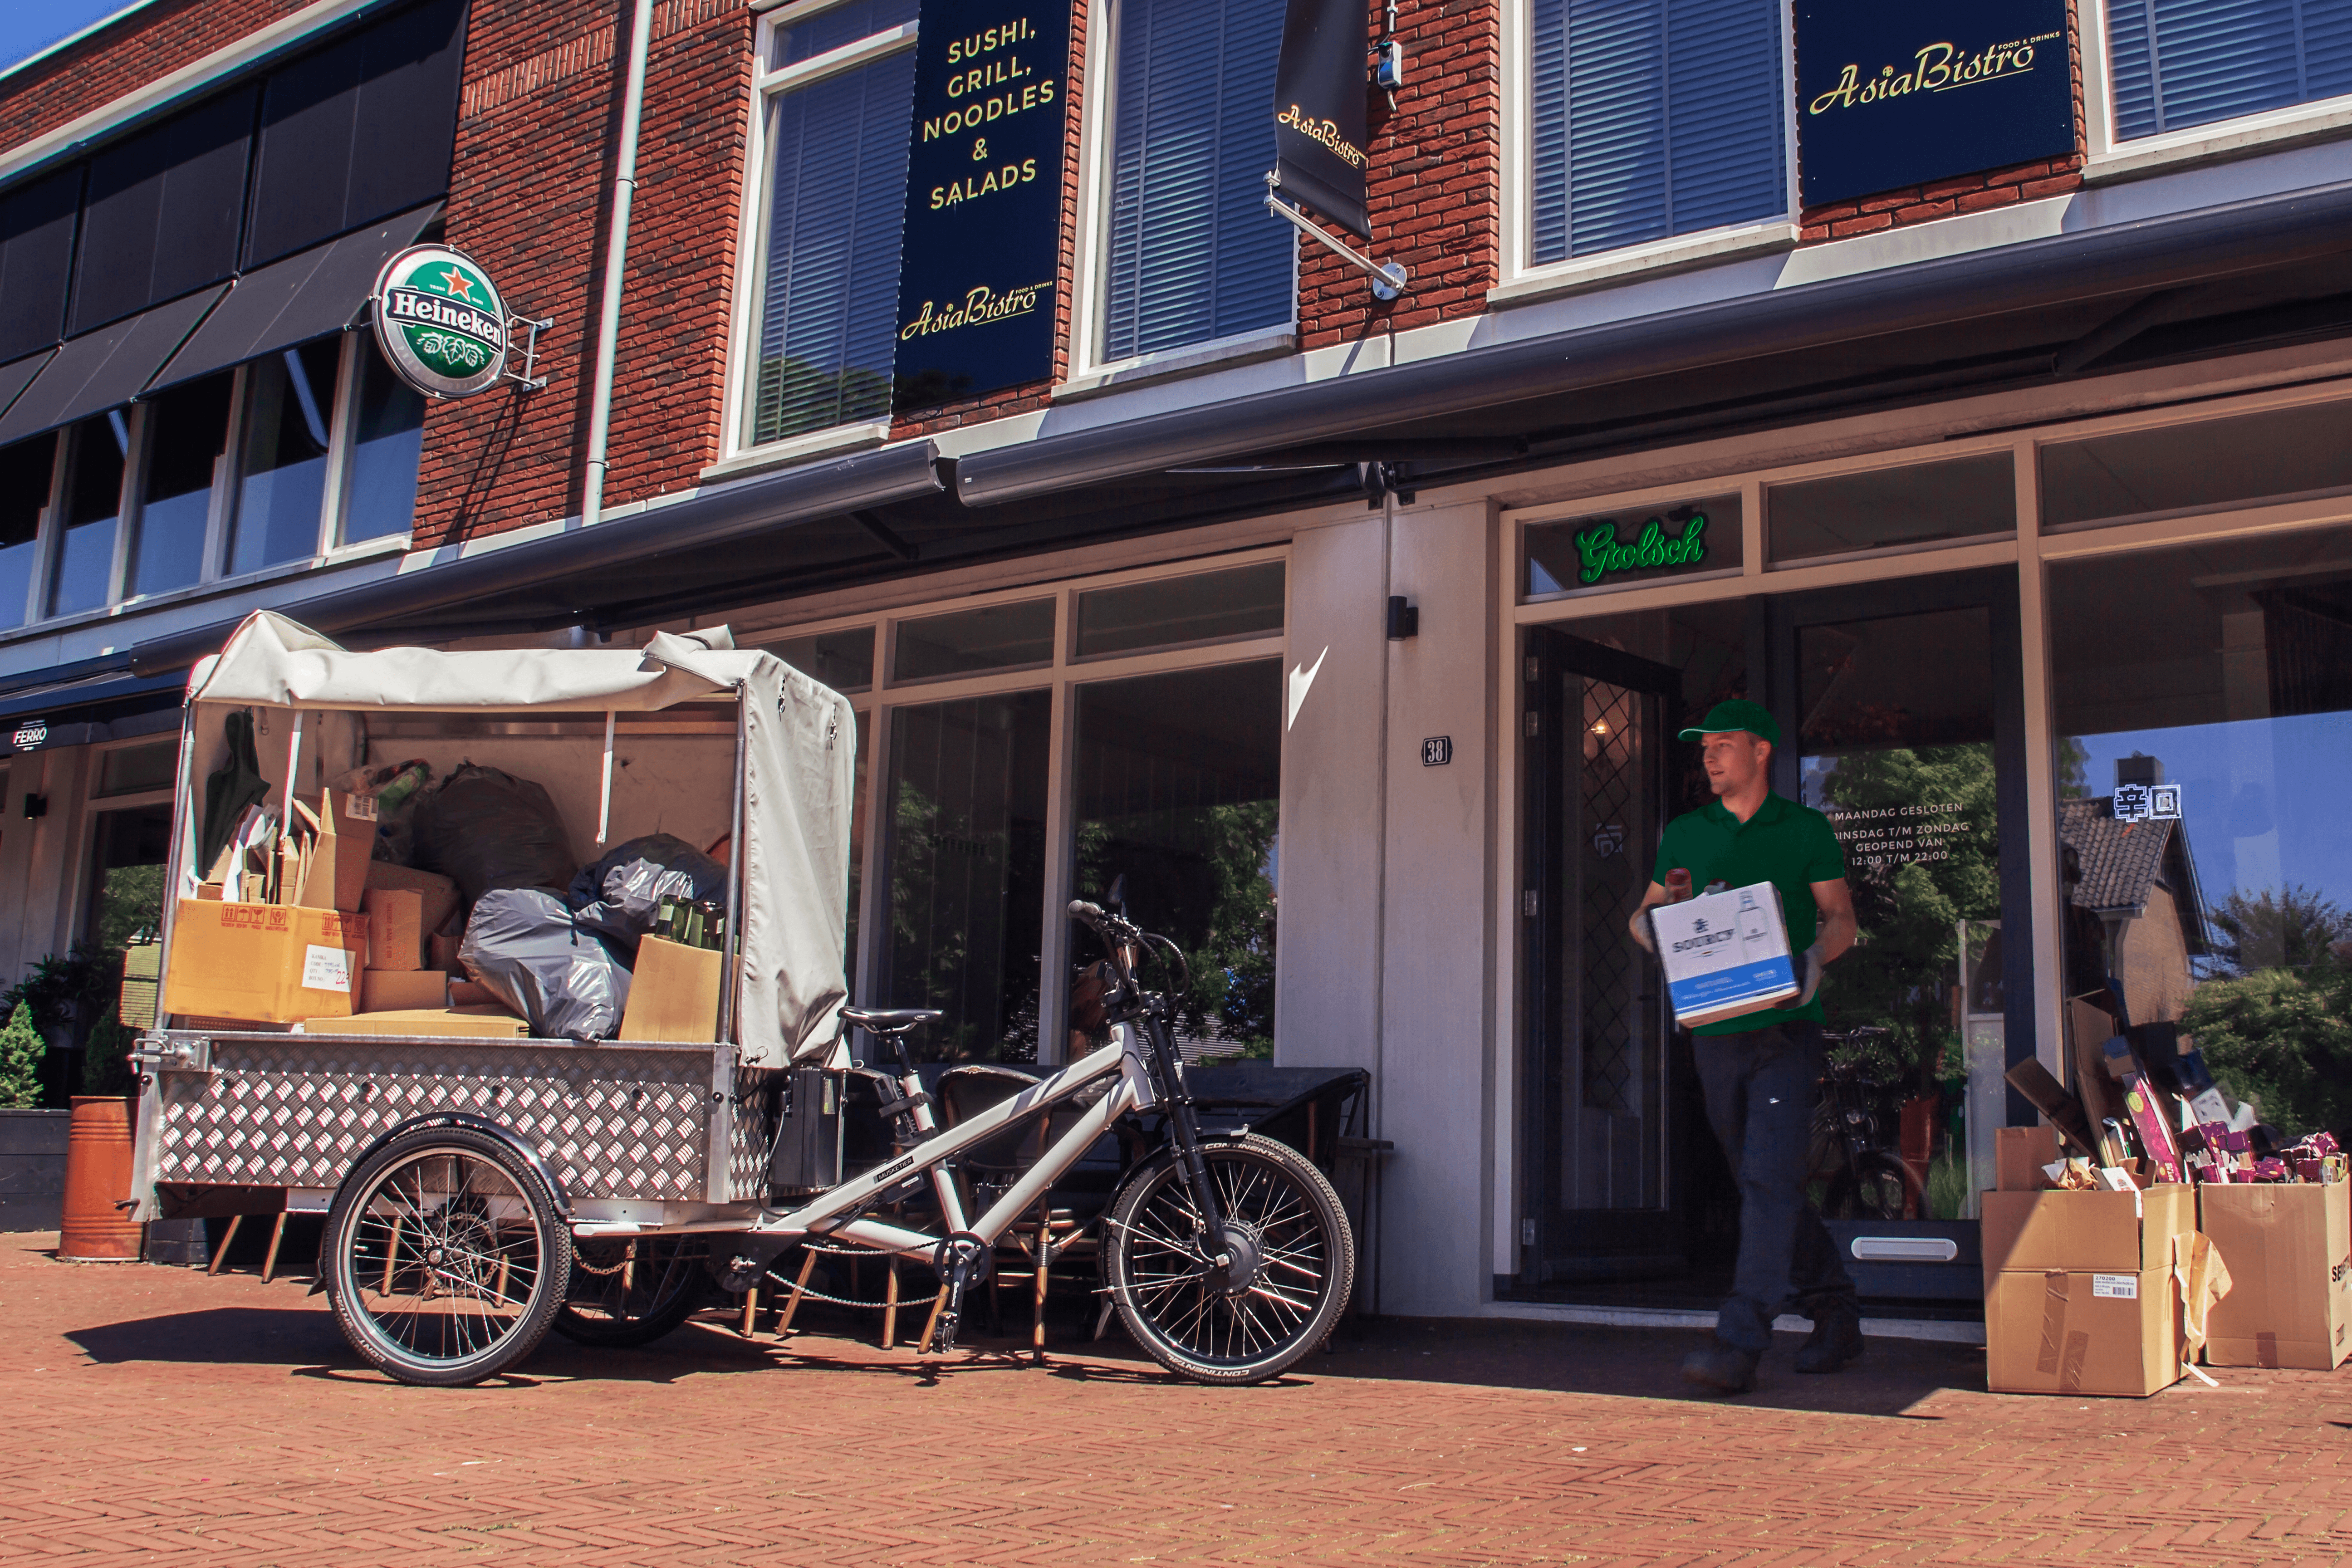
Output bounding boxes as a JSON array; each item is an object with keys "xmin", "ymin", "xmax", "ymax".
[{"xmin": 581, "ymin": 0, "xmax": 657, "ymax": 529}]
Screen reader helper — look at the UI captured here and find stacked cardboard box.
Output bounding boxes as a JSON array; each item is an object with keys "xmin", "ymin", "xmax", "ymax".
[{"xmin": 1981, "ymin": 1182, "xmax": 2196, "ymax": 1396}]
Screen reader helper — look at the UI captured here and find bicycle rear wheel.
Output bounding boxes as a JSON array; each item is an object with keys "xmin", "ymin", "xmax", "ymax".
[{"xmin": 1105, "ymin": 1133, "xmax": 1352, "ymax": 1385}]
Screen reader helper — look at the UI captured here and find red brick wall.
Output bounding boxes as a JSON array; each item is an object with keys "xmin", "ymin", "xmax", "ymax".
[
  {"xmin": 1298, "ymin": 0, "xmax": 1501, "ymax": 350},
  {"xmin": 1796, "ymin": 0, "xmax": 2087, "ymax": 243},
  {"xmin": 0, "ymin": 0, "xmax": 311, "ymax": 145},
  {"xmin": 412, "ymin": 0, "xmax": 751, "ymax": 547}
]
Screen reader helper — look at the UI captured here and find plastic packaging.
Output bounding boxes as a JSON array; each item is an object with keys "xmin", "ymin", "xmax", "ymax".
[
  {"xmin": 568, "ymin": 834, "xmax": 729, "ymax": 956},
  {"xmin": 327, "ymin": 758, "xmax": 434, "ymax": 864},
  {"xmin": 412, "ymin": 763, "xmax": 578, "ymax": 899},
  {"xmin": 457, "ymin": 887, "xmax": 632, "ymax": 1041}
]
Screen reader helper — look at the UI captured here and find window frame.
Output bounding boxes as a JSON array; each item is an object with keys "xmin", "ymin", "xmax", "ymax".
[
  {"xmin": 760, "ymin": 542, "xmax": 1291, "ymax": 1064},
  {"xmin": 2082, "ymin": 0, "xmax": 2352, "ymax": 182},
  {"xmin": 1495, "ymin": 0, "xmax": 1801, "ymax": 307},
  {"xmin": 716, "ymin": 0, "xmax": 923, "ymax": 473},
  {"xmin": 0, "ymin": 328, "xmax": 402, "ymax": 635}
]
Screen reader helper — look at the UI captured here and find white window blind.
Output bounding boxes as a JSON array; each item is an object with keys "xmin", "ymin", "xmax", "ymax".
[
  {"xmin": 1529, "ymin": 0, "xmax": 1785, "ymax": 265},
  {"xmin": 749, "ymin": 45, "xmax": 918, "ymax": 445},
  {"xmin": 1101, "ymin": 0, "xmax": 1293, "ymax": 363},
  {"xmin": 2107, "ymin": 0, "xmax": 2352, "ymax": 141}
]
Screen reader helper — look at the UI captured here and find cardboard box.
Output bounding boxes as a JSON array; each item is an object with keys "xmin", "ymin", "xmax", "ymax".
[
  {"xmin": 290, "ymin": 790, "xmax": 377, "ymax": 913},
  {"xmin": 329, "ymin": 1006, "xmax": 531, "ymax": 1039},
  {"xmin": 360, "ymin": 968, "xmax": 449, "ymax": 1013},
  {"xmin": 363, "ymin": 862, "xmax": 461, "ymax": 949},
  {"xmin": 1649, "ymin": 881, "xmax": 1799, "ymax": 1028},
  {"xmin": 163, "ymin": 900, "xmax": 368, "ymax": 1025},
  {"xmin": 618, "ymin": 934, "xmax": 722, "ymax": 1043},
  {"xmin": 1980, "ymin": 1184, "xmax": 2195, "ymax": 1285},
  {"xmin": 1996, "ymin": 1125, "xmax": 2060, "ymax": 1191},
  {"xmin": 2199, "ymin": 1181, "xmax": 2352, "ymax": 1369},
  {"xmin": 1986, "ymin": 1266, "xmax": 2183, "ymax": 1396},
  {"xmin": 361, "ymin": 888, "xmax": 426, "ymax": 970}
]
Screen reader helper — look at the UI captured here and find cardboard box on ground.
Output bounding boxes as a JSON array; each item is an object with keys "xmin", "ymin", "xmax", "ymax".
[
  {"xmin": 1981, "ymin": 1185, "xmax": 2198, "ymax": 1396},
  {"xmin": 2199, "ymin": 1182, "xmax": 2352, "ymax": 1370}
]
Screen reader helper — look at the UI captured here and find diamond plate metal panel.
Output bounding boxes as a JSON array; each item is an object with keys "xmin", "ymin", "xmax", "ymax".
[
  {"xmin": 153, "ymin": 1036, "xmax": 720, "ymax": 1200},
  {"xmin": 727, "ymin": 1068, "xmax": 778, "ymax": 1203}
]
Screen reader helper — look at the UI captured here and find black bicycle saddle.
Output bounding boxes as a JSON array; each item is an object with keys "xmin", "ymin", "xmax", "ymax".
[{"xmin": 841, "ymin": 1007, "xmax": 943, "ymax": 1035}]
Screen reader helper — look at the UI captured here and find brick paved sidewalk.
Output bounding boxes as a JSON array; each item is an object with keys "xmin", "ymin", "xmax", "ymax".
[{"xmin": 1, "ymin": 1234, "xmax": 2348, "ymax": 1566}]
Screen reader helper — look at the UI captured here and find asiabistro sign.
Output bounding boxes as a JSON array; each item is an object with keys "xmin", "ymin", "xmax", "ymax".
[{"xmin": 371, "ymin": 245, "xmax": 511, "ymax": 398}]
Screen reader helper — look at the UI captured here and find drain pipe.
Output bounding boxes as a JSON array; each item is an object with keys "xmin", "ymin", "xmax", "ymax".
[{"xmin": 581, "ymin": 0, "xmax": 656, "ymax": 529}]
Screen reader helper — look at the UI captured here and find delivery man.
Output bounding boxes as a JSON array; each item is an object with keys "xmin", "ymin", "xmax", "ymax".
[{"xmin": 1628, "ymin": 698, "xmax": 1861, "ymax": 1395}]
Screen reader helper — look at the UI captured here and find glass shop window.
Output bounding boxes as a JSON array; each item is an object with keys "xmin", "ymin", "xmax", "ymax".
[
  {"xmin": 874, "ymin": 689, "xmax": 1053, "ymax": 1061},
  {"xmin": 2041, "ymin": 399, "xmax": 2352, "ymax": 531},
  {"xmin": 1525, "ymin": 493, "xmax": 1742, "ymax": 598},
  {"xmin": 1067, "ymin": 661, "xmax": 1282, "ymax": 1059},
  {"xmin": 1766, "ymin": 453, "xmax": 2014, "ymax": 565},
  {"xmin": 2049, "ymin": 523, "xmax": 2352, "ymax": 1144},
  {"xmin": 771, "ymin": 626, "xmax": 875, "ymax": 693},
  {"xmin": 893, "ymin": 599, "xmax": 1056, "ymax": 682},
  {"xmin": 0, "ymin": 435, "xmax": 54, "ymax": 629},
  {"xmin": 1072, "ymin": 561, "xmax": 1284, "ymax": 658},
  {"xmin": 95, "ymin": 740, "xmax": 178, "ymax": 798},
  {"xmin": 51, "ymin": 414, "xmax": 128, "ymax": 617},
  {"xmin": 129, "ymin": 373, "xmax": 234, "ymax": 598},
  {"xmin": 231, "ymin": 342, "xmax": 342, "ymax": 572},
  {"xmin": 344, "ymin": 336, "xmax": 426, "ymax": 545}
]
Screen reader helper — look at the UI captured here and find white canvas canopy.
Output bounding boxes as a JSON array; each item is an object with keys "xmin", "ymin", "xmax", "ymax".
[{"xmin": 178, "ymin": 611, "xmax": 858, "ymax": 1067}]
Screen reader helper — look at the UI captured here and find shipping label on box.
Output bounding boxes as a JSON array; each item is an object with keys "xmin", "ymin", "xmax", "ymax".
[
  {"xmin": 1650, "ymin": 882, "xmax": 1800, "ymax": 1028},
  {"xmin": 1987, "ymin": 1266, "xmax": 2182, "ymax": 1397},
  {"xmin": 163, "ymin": 900, "xmax": 368, "ymax": 1025},
  {"xmin": 2199, "ymin": 1181, "xmax": 2352, "ymax": 1370}
]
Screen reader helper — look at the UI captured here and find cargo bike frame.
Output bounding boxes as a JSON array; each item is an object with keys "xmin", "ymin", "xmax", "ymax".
[{"xmin": 130, "ymin": 615, "xmax": 1351, "ymax": 1387}]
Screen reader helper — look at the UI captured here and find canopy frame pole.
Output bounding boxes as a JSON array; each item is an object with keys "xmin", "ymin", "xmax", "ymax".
[
  {"xmin": 716, "ymin": 691, "xmax": 747, "ymax": 1049},
  {"xmin": 595, "ymin": 711, "xmax": 616, "ymax": 846},
  {"xmin": 281, "ymin": 710, "xmax": 304, "ymax": 828}
]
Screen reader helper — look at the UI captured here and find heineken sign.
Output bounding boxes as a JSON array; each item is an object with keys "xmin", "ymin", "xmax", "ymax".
[{"xmin": 371, "ymin": 245, "xmax": 510, "ymax": 397}]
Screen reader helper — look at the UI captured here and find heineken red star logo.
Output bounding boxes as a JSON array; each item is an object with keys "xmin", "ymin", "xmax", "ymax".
[{"xmin": 372, "ymin": 245, "xmax": 511, "ymax": 398}]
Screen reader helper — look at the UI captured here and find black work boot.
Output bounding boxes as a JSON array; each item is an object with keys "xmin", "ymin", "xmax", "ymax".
[
  {"xmin": 1794, "ymin": 1302, "xmax": 1865, "ymax": 1373},
  {"xmin": 1680, "ymin": 1339, "xmax": 1760, "ymax": 1394}
]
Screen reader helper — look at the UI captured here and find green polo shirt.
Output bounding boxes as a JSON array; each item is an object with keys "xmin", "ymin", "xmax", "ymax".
[{"xmin": 1652, "ymin": 791, "xmax": 1846, "ymax": 1035}]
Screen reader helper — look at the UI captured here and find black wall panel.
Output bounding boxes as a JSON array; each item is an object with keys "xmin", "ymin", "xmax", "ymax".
[
  {"xmin": 69, "ymin": 87, "xmax": 256, "ymax": 335},
  {"xmin": 247, "ymin": 0, "xmax": 466, "ymax": 267},
  {"xmin": 0, "ymin": 169, "xmax": 82, "ymax": 363}
]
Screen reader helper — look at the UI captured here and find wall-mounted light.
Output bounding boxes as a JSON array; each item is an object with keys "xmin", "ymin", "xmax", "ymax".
[{"xmin": 1386, "ymin": 595, "xmax": 1419, "ymax": 640}]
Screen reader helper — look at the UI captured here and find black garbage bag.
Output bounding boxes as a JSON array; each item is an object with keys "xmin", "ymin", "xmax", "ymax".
[
  {"xmin": 568, "ymin": 833, "xmax": 728, "ymax": 956},
  {"xmin": 200, "ymin": 709, "xmax": 269, "ymax": 873},
  {"xmin": 412, "ymin": 763, "xmax": 578, "ymax": 899},
  {"xmin": 458, "ymin": 888, "xmax": 632, "ymax": 1041}
]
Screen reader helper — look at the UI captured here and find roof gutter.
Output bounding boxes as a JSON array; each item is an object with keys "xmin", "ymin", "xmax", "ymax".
[
  {"xmin": 952, "ymin": 176, "xmax": 2352, "ymax": 507},
  {"xmin": 580, "ymin": 0, "xmax": 657, "ymax": 531},
  {"xmin": 123, "ymin": 439, "xmax": 945, "ymax": 677}
]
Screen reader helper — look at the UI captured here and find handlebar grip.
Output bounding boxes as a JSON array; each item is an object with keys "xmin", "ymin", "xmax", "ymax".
[{"xmin": 1068, "ymin": 899, "xmax": 1105, "ymax": 922}]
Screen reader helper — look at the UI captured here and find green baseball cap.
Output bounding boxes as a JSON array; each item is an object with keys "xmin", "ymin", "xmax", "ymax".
[{"xmin": 1678, "ymin": 698, "xmax": 1780, "ymax": 746}]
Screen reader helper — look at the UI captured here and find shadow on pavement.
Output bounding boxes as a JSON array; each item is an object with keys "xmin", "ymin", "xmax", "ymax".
[{"xmin": 1318, "ymin": 1315, "xmax": 1982, "ymax": 1418}]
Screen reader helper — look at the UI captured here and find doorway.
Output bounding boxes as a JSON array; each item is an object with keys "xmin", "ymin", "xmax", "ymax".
[{"xmin": 1516, "ymin": 568, "xmax": 2031, "ymax": 1307}]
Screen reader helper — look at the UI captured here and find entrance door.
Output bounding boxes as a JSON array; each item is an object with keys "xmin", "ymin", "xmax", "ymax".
[{"xmin": 1521, "ymin": 630, "xmax": 1688, "ymax": 1281}]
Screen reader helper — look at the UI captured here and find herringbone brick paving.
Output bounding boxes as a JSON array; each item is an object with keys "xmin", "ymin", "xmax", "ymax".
[{"xmin": 1, "ymin": 1235, "xmax": 2347, "ymax": 1565}]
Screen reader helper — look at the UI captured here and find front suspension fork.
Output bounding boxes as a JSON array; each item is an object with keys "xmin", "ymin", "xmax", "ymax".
[{"xmin": 1139, "ymin": 1013, "xmax": 1231, "ymax": 1260}]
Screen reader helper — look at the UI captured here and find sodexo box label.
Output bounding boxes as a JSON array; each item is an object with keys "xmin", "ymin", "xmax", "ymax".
[
  {"xmin": 1650, "ymin": 882, "xmax": 1799, "ymax": 1029},
  {"xmin": 372, "ymin": 245, "xmax": 510, "ymax": 398}
]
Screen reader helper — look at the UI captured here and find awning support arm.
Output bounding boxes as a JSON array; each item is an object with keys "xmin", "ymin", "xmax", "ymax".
[{"xmin": 1264, "ymin": 174, "xmax": 1406, "ymax": 302}]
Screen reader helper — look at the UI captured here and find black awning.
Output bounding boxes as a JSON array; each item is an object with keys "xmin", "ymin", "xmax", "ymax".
[
  {"xmin": 147, "ymin": 201, "xmax": 442, "ymax": 397},
  {"xmin": 0, "ymin": 666, "xmax": 184, "ymax": 739},
  {"xmin": 0, "ymin": 285, "xmax": 223, "ymax": 447},
  {"xmin": 0, "ymin": 349, "xmax": 52, "ymax": 425}
]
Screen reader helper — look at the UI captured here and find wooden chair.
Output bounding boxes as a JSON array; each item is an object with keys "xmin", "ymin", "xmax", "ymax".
[{"xmin": 936, "ymin": 1063, "xmax": 1104, "ymax": 1362}]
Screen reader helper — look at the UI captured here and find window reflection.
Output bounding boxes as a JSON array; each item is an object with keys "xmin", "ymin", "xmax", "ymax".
[
  {"xmin": 2052, "ymin": 524, "xmax": 2352, "ymax": 1142},
  {"xmin": 345, "ymin": 336, "xmax": 424, "ymax": 544},
  {"xmin": 0, "ymin": 436, "xmax": 54, "ymax": 628},
  {"xmin": 51, "ymin": 414, "xmax": 127, "ymax": 616},
  {"xmin": 1069, "ymin": 662, "xmax": 1282, "ymax": 1059},
  {"xmin": 232, "ymin": 342, "xmax": 341, "ymax": 573},
  {"xmin": 877, "ymin": 690, "xmax": 1051, "ymax": 1061},
  {"xmin": 128, "ymin": 374, "xmax": 232, "ymax": 598}
]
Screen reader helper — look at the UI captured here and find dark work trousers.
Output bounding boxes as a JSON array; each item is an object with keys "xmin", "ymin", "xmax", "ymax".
[{"xmin": 1694, "ymin": 1021, "xmax": 1856, "ymax": 1353}]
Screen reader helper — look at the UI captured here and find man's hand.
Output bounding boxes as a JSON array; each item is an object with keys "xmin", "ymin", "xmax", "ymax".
[{"xmin": 1628, "ymin": 881, "xmax": 1670, "ymax": 953}]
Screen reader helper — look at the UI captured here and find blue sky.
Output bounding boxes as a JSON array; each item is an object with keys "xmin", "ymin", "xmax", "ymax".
[{"xmin": 0, "ymin": 0, "xmax": 142, "ymax": 80}]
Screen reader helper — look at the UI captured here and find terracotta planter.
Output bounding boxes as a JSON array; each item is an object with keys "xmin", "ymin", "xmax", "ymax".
[{"xmin": 59, "ymin": 1095, "xmax": 139, "ymax": 1260}]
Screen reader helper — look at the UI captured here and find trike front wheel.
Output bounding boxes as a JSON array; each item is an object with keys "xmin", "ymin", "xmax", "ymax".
[
  {"xmin": 323, "ymin": 1129, "xmax": 572, "ymax": 1386},
  {"xmin": 1106, "ymin": 1133, "xmax": 1353, "ymax": 1385}
]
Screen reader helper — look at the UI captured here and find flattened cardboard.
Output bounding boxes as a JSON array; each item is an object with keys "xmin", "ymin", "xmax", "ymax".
[
  {"xmin": 1986, "ymin": 1266, "xmax": 2182, "ymax": 1397},
  {"xmin": 163, "ymin": 900, "xmax": 368, "ymax": 1025},
  {"xmin": 1997, "ymin": 1125, "xmax": 2060, "ymax": 1192},
  {"xmin": 2069, "ymin": 997, "xmax": 2126, "ymax": 1135},
  {"xmin": 331, "ymin": 1006, "xmax": 531, "ymax": 1039},
  {"xmin": 618, "ymin": 934, "xmax": 722, "ymax": 1043},
  {"xmin": 2199, "ymin": 1181, "xmax": 2352, "ymax": 1370},
  {"xmin": 363, "ymin": 862, "xmax": 460, "ymax": 950},
  {"xmin": 359, "ymin": 968, "xmax": 449, "ymax": 1013},
  {"xmin": 291, "ymin": 790, "xmax": 376, "ymax": 913},
  {"xmin": 361, "ymin": 887, "xmax": 425, "ymax": 970},
  {"xmin": 1980, "ymin": 1184, "xmax": 2195, "ymax": 1284}
]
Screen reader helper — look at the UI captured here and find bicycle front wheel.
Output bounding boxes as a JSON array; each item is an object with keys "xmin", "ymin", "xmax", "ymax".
[{"xmin": 1106, "ymin": 1133, "xmax": 1353, "ymax": 1385}]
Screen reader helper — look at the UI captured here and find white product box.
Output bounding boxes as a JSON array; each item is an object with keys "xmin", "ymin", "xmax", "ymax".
[{"xmin": 1650, "ymin": 881, "xmax": 1801, "ymax": 1029}]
